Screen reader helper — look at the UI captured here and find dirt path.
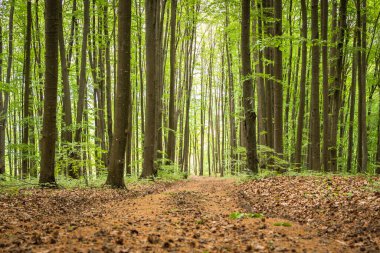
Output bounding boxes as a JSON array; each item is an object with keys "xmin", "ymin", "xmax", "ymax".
[{"xmin": 3, "ymin": 176, "xmax": 354, "ymax": 253}]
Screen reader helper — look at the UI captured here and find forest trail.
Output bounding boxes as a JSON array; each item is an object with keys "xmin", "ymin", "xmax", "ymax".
[{"xmin": 1, "ymin": 176, "xmax": 358, "ymax": 252}]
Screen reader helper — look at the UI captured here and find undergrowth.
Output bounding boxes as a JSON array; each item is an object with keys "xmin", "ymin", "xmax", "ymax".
[
  {"xmin": 234, "ymin": 168, "xmax": 380, "ymax": 184},
  {"xmin": 0, "ymin": 165, "xmax": 187, "ymax": 194}
]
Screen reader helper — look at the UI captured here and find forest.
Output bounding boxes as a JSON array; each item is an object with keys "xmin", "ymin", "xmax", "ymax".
[{"xmin": 0, "ymin": 0, "xmax": 380, "ymax": 252}]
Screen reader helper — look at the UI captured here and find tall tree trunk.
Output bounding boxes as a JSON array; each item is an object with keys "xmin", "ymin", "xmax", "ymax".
[
  {"xmin": 241, "ymin": 0, "xmax": 258, "ymax": 174},
  {"xmin": 309, "ymin": 0, "xmax": 321, "ymax": 171},
  {"xmin": 153, "ymin": 0, "xmax": 164, "ymax": 168},
  {"xmin": 58, "ymin": 0, "xmax": 74, "ymax": 176},
  {"xmin": 321, "ymin": 0, "xmax": 330, "ymax": 171},
  {"xmin": 0, "ymin": 0, "xmax": 14, "ymax": 176},
  {"xmin": 104, "ymin": 4, "xmax": 113, "ymax": 155},
  {"xmin": 273, "ymin": 0, "xmax": 283, "ymax": 160},
  {"xmin": 263, "ymin": 0, "xmax": 273, "ymax": 150},
  {"xmin": 357, "ymin": 0, "xmax": 368, "ymax": 172},
  {"xmin": 225, "ymin": 1, "xmax": 238, "ymax": 174},
  {"xmin": 97, "ymin": 4, "xmax": 107, "ymax": 167},
  {"xmin": 141, "ymin": 0, "xmax": 158, "ymax": 178},
  {"xmin": 182, "ymin": 13, "xmax": 197, "ymax": 175},
  {"xmin": 284, "ymin": 0, "xmax": 293, "ymax": 146},
  {"xmin": 21, "ymin": 0, "xmax": 33, "ymax": 178},
  {"xmin": 0, "ymin": 14, "xmax": 2, "ymax": 177},
  {"xmin": 167, "ymin": 0, "xmax": 177, "ymax": 164},
  {"xmin": 294, "ymin": 0, "xmax": 307, "ymax": 169},
  {"xmin": 199, "ymin": 54, "xmax": 205, "ymax": 176},
  {"xmin": 376, "ymin": 87, "xmax": 380, "ymax": 174},
  {"xmin": 39, "ymin": 0, "xmax": 60, "ymax": 185},
  {"xmin": 347, "ymin": 37, "xmax": 357, "ymax": 173},
  {"xmin": 74, "ymin": 0, "xmax": 90, "ymax": 178},
  {"xmin": 137, "ymin": 0, "xmax": 145, "ymax": 137},
  {"xmin": 106, "ymin": 0, "xmax": 131, "ymax": 188},
  {"xmin": 330, "ymin": 0, "xmax": 348, "ymax": 172}
]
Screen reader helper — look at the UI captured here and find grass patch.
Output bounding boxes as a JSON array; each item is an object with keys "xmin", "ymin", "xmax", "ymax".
[
  {"xmin": 229, "ymin": 211, "xmax": 264, "ymax": 220},
  {"xmin": 0, "ymin": 167, "xmax": 186, "ymax": 194},
  {"xmin": 273, "ymin": 222, "xmax": 292, "ymax": 227}
]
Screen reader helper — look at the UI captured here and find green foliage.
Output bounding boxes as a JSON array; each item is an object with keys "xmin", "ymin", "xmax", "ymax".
[
  {"xmin": 365, "ymin": 176, "xmax": 380, "ymax": 193},
  {"xmin": 157, "ymin": 164, "xmax": 187, "ymax": 181},
  {"xmin": 196, "ymin": 219, "xmax": 205, "ymax": 225},
  {"xmin": 273, "ymin": 222, "xmax": 292, "ymax": 227},
  {"xmin": 229, "ymin": 211, "xmax": 264, "ymax": 220}
]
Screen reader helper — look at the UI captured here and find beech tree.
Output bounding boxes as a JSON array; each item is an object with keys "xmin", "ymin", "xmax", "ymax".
[
  {"xmin": 167, "ymin": 0, "xmax": 177, "ymax": 165},
  {"xmin": 309, "ymin": 0, "xmax": 321, "ymax": 171},
  {"xmin": 105, "ymin": 0, "xmax": 132, "ymax": 188},
  {"xmin": 241, "ymin": 0, "xmax": 258, "ymax": 173},
  {"xmin": 141, "ymin": 0, "xmax": 158, "ymax": 178},
  {"xmin": 39, "ymin": 0, "xmax": 60, "ymax": 185}
]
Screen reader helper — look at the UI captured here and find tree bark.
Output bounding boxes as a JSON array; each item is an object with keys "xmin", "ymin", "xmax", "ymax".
[
  {"xmin": 39, "ymin": 0, "xmax": 60, "ymax": 185},
  {"xmin": 105, "ymin": 0, "xmax": 131, "ymax": 188},
  {"xmin": 167, "ymin": 0, "xmax": 177, "ymax": 164},
  {"xmin": 225, "ymin": 1, "xmax": 237, "ymax": 174},
  {"xmin": 273, "ymin": 0, "xmax": 283, "ymax": 159},
  {"xmin": 294, "ymin": 0, "xmax": 307, "ymax": 170},
  {"xmin": 321, "ymin": 0, "xmax": 330, "ymax": 171},
  {"xmin": 309, "ymin": 0, "xmax": 321, "ymax": 171},
  {"xmin": 330, "ymin": 0, "xmax": 348, "ymax": 172},
  {"xmin": 347, "ymin": 36, "xmax": 357, "ymax": 173},
  {"xmin": 0, "ymin": 0, "xmax": 14, "ymax": 176},
  {"xmin": 376, "ymin": 85, "xmax": 380, "ymax": 174},
  {"xmin": 73, "ymin": 0, "xmax": 90, "ymax": 178},
  {"xmin": 141, "ymin": 0, "xmax": 158, "ymax": 178},
  {"xmin": 104, "ymin": 4, "xmax": 113, "ymax": 155},
  {"xmin": 21, "ymin": 0, "xmax": 33, "ymax": 178},
  {"xmin": 58, "ymin": 0, "xmax": 74, "ymax": 176},
  {"xmin": 241, "ymin": 0, "xmax": 258, "ymax": 174},
  {"xmin": 0, "ymin": 10, "xmax": 3, "ymax": 177},
  {"xmin": 357, "ymin": 0, "xmax": 368, "ymax": 172}
]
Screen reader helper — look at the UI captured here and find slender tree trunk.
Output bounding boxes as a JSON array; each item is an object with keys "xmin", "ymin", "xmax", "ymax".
[
  {"xmin": 376, "ymin": 87, "xmax": 380, "ymax": 174},
  {"xmin": 21, "ymin": 0, "xmax": 33, "ymax": 178},
  {"xmin": 321, "ymin": 0, "xmax": 330, "ymax": 171},
  {"xmin": 74, "ymin": 0, "xmax": 90, "ymax": 177},
  {"xmin": 106, "ymin": 0, "xmax": 131, "ymax": 188},
  {"xmin": 104, "ymin": 4, "xmax": 113, "ymax": 155},
  {"xmin": 225, "ymin": 2, "xmax": 238, "ymax": 173},
  {"xmin": 39, "ymin": 0, "xmax": 60, "ymax": 185},
  {"xmin": 241, "ymin": 0, "xmax": 258, "ymax": 174},
  {"xmin": 0, "ymin": 0, "xmax": 14, "ymax": 176},
  {"xmin": 330, "ymin": 0, "xmax": 348, "ymax": 172},
  {"xmin": 199, "ymin": 54, "xmax": 205, "ymax": 176},
  {"xmin": 137, "ymin": 0, "xmax": 145, "ymax": 137},
  {"xmin": 357, "ymin": 0, "xmax": 368, "ymax": 172},
  {"xmin": 273, "ymin": 0, "xmax": 283, "ymax": 160},
  {"xmin": 284, "ymin": 0, "xmax": 293, "ymax": 145},
  {"xmin": 97, "ymin": 4, "xmax": 107, "ymax": 166},
  {"xmin": 141, "ymin": 0, "xmax": 158, "ymax": 178},
  {"xmin": 309, "ymin": 0, "xmax": 321, "ymax": 171},
  {"xmin": 347, "ymin": 36, "xmax": 357, "ymax": 173},
  {"xmin": 153, "ymin": 0, "xmax": 164, "ymax": 169},
  {"xmin": 208, "ymin": 41, "xmax": 214, "ymax": 176},
  {"xmin": 0, "ymin": 17, "xmax": 2, "ymax": 177},
  {"xmin": 263, "ymin": 0, "xmax": 273, "ymax": 150},
  {"xmin": 295, "ymin": 0, "xmax": 307, "ymax": 168},
  {"xmin": 58, "ymin": 0, "xmax": 74, "ymax": 176},
  {"xmin": 167, "ymin": 0, "xmax": 177, "ymax": 164},
  {"xmin": 67, "ymin": 0, "xmax": 77, "ymax": 68}
]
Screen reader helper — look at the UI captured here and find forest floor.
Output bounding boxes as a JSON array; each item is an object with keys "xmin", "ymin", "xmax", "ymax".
[{"xmin": 0, "ymin": 176, "xmax": 379, "ymax": 252}]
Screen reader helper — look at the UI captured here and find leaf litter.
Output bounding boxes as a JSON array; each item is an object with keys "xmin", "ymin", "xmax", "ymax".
[{"xmin": 0, "ymin": 176, "xmax": 378, "ymax": 252}]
